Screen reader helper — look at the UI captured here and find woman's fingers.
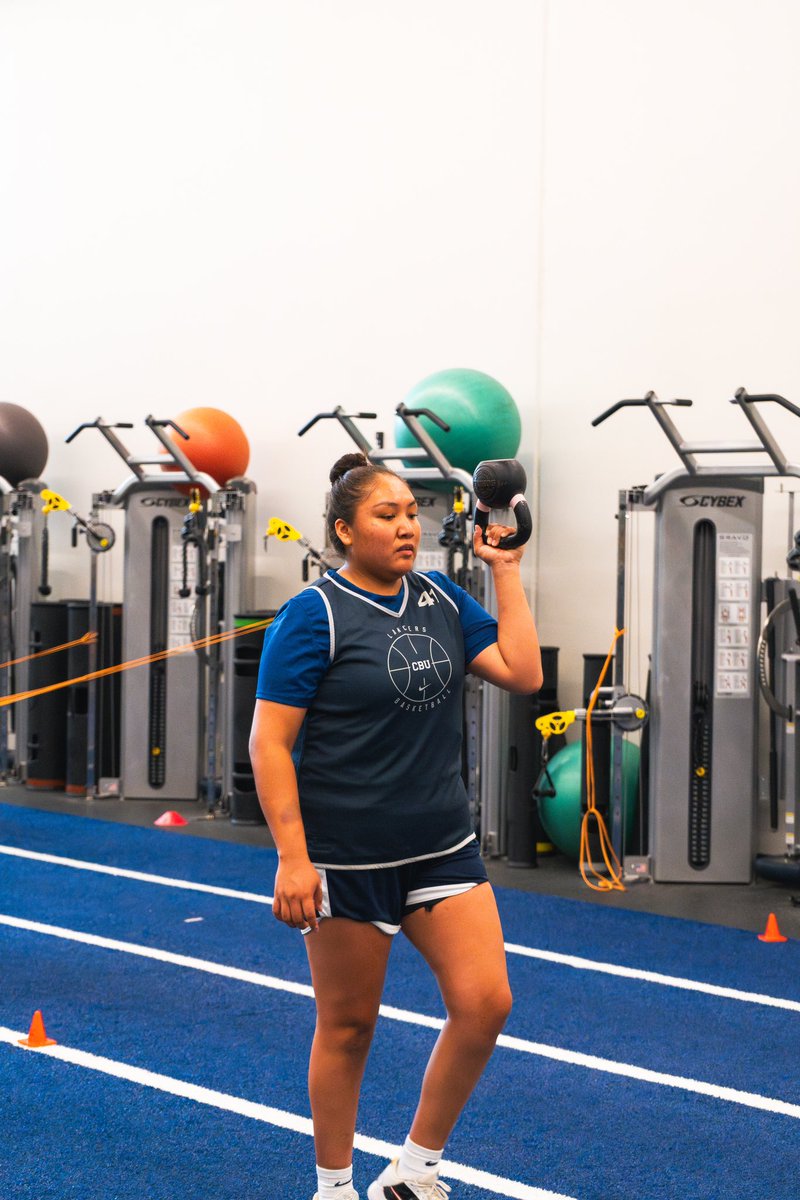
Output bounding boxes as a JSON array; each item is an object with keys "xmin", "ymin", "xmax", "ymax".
[{"xmin": 273, "ymin": 860, "xmax": 322, "ymax": 930}]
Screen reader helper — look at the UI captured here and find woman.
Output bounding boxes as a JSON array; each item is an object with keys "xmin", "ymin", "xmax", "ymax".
[{"xmin": 250, "ymin": 452, "xmax": 542, "ymax": 1200}]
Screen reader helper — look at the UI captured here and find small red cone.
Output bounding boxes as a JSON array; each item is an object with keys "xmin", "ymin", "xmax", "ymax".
[
  {"xmin": 758, "ymin": 912, "xmax": 788, "ymax": 943},
  {"xmin": 19, "ymin": 1010, "xmax": 57, "ymax": 1048},
  {"xmin": 154, "ymin": 810, "xmax": 188, "ymax": 828}
]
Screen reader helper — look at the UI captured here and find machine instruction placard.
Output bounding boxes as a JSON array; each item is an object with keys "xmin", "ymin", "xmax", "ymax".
[
  {"xmin": 169, "ymin": 539, "xmax": 196, "ymax": 648},
  {"xmin": 716, "ymin": 533, "xmax": 752, "ymax": 697}
]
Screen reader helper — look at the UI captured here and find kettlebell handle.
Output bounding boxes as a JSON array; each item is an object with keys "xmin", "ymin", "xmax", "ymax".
[{"xmin": 472, "ymin": 458, "xmax": 532, "ymax": 550}]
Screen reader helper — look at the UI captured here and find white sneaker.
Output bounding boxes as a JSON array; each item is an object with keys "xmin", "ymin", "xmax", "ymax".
[
  {"xmin": 367, "ymin": 1159, "xmax": 451, "ymax": 1200},
  {"xmin": 312, "ymin": 1191, "xmax": 359, "ymax": 1200}
]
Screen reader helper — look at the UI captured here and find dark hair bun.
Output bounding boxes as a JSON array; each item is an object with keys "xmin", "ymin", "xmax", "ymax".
[{"xmin": 330, "ymin": 452, "xmax": 369, "ymax": 484}]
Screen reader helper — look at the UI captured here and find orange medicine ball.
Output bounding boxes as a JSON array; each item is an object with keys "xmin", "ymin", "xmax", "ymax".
[{"xmin": 164, "ymin": 407, "xmax": 250, "ymax": 488}]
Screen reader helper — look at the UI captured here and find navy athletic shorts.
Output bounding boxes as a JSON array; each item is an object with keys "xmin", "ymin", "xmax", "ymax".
[{"xmin": 303, "ymin": 836, "xmax": 489, "ymax": 936}]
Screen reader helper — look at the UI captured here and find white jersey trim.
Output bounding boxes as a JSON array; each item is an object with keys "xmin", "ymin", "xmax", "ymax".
[
  {"xmin": 419, "ymin": 572, "xmax": 459, "ymax": 613},
  {"xmin": 312, "ymin": 586, "xmax": 336, "ymax": 663},
  {"xmin": 311, "ymin": 833, "xmax": 477, "ymax": 872},
  {"xmin": 322, "ymin": 572, "xmax": 409, "ymax": 618}
]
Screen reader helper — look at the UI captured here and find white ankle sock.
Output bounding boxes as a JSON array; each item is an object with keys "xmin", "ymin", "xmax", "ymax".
[
  {"xmin": 316, "ymin": 1164, "xmax": 354, "ymax": 1198},
  {"xmin": 398, "ymin": 1136, "xmax": 444, "ymax": 1180}
]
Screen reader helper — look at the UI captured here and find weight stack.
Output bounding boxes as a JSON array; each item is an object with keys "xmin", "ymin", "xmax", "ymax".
[
  {"xmin": 26, "ymin": 602, "xmax": 69, "ymax": 789},
  {"xmin": 229, "ymin": 612, "xmax": 276, "ymax": 825},
  {"xmin": 65, "ymin": 601, "xmax": 122, "ymax": 794},
  {"xmin": 506, "ymin": 646, "xmax": 561, "ymax": 867}
]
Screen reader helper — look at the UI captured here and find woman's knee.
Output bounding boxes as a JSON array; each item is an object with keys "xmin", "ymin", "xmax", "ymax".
[
  {"xmin": 448, "ymin": 981, "xmax": 513, "ymax": 1038},
  {"xmin": 315, "ymin": 1009, "xmax": 379, "ymax": 1058}
]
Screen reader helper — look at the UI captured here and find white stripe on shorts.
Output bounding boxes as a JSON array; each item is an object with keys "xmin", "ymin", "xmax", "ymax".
[{"xmin": 405, "ymin": 881, "xmax": 480, "ymax": 908}]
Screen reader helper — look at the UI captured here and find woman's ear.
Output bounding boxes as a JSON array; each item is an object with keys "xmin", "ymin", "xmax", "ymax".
[{"xmin": 335, "ymin": 518, "xmax": 352, "ymax": 547}]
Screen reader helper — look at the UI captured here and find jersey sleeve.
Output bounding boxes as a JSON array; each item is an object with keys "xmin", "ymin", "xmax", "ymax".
[
  {"xmin": 255, "ymin": 587, "xmax": 332, "ymax": 706},
  {"xmin": 425, "ymin": 571, "xmax": 498, "ymax": 665}
]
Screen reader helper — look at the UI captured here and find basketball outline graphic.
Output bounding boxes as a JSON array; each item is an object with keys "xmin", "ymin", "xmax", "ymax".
[{"xmin": 387, "ymin": 633, "xmax": 452, "ymax": 702}]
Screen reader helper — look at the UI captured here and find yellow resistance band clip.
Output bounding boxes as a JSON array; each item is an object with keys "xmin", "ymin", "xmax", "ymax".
[
  {"xmin": 535, "ymin": 710, "xmax": 576, "ymax": 740},
  {"xmin": 189, "ymin": 487, "xmax": 202, "ymax": 514},
  {"xmin": 266, "ymin": 517, "xmax": 302, "ymax": 542},
  {"xmin": 40, "ymin": 489, "xmax": 73, "ymax": 514}
]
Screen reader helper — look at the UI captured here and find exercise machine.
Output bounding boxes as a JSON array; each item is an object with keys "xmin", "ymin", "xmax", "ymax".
[
  {"xmin": 594, "ymin": 388, "xmax": 800, "ymax": 882},
  {"xmin": 66, "ymin": 416, "xmax": 256, "ymax": 805}
]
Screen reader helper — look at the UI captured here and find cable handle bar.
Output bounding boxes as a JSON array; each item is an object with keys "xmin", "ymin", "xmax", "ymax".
[{"xmin": 591, "ymin": 393, "xmax": 692, "ymax": 427}]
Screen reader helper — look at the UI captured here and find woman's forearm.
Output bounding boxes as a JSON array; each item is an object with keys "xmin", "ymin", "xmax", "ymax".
[
  {"xmin": 249, "ymin": 699, "xmax": 324, "ymax": 929},
  {"xmin": 252, "ymin": 743, "xmax": 311, "ymax": 862},
  {"xmin": 491, "ymin": 561, "xmax": 543, "ymax": 692}
]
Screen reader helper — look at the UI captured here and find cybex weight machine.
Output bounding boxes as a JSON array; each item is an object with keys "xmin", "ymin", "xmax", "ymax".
[
  {"xmin": 67, "ymin": 417, "xmax": 256, "ymax": 806},
  {"xmin": 594, "ymin": 388, "xmax": 800, "ymax": 882}
]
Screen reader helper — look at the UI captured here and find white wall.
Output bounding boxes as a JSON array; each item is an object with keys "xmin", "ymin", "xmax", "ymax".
[
  {"xmin": 3, "ymin": 0, "xmax": 800, "ymax": 720},
  {"xmin": 0, "ymin": 0, "xmax": 544, "ymax": 606},
  {"xmin": 538, "ymin": 0, "xmax": 800, "ymax": 707}
]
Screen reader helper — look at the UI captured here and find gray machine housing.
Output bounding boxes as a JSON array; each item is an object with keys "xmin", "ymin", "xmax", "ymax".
[
  {"xmin": 120, "ymin": 488, "xmax": 203, "ymax": 800},
  {"xmin": 118, "ymin": 481, "xmax": 257, "ymax": 803},
  {"xmin": 1, "ymin": 484, "xmax": 49, "ymax": 782},
  {"xmin": 649, "ymin": 479, "xmax": 763, "ymax": 882}
]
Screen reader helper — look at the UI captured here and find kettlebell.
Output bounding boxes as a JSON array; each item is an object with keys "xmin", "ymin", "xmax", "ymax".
[{"xmin": 472, "ymin": 459, "xmax": 532, "ymax": 550}]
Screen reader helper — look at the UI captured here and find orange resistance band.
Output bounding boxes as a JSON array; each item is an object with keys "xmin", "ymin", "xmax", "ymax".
[
  {"xmin": 0, "ymin": 631, "xmax": 98, "ymax": 671},
  {"xmin": 0, "ymin": 620, "xmax": 274, "ymax": 710},
  {"xmin": 579, "ymin": 627, "xmax": 627, "ymax": 893}
]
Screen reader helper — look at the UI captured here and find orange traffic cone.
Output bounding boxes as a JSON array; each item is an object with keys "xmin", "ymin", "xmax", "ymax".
[
  {"xmin": 18, "ymin": 1010, "xmax": 57, "ymax": 1048},
  {"xmin": 154, "ymin": 810, "xmax": 188, "ymax": 827},
  {"xmin": 758, "ymin": 912, "xmax": 788, "ymax": 943}
]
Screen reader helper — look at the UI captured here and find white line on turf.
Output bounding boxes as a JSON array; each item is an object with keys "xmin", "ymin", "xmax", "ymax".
[
  {"xmin": 3, "ymin": 842, "xmax": 800, "ymax": 1016},
  {"xmin": 0, "ymin": 844, "xmax": 274, "ymax": 904},
  {"xmin": 503, "ymin": 943, "xmax": 800, "ymax": 1014},
  {"xmin": 0, "ymin": 1028, "xmax": 572, "ymax": 1200},
  {"xmin": 0, "ymin": 913, "xmax": 314, "ymax": 1000},
  {"xmin": 3, "ymin": 912, "xmax": 800, "ymax": 1121}
]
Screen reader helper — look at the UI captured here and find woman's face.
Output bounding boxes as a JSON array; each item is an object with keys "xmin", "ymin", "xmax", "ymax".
[{"xmin": 335, "ymin": 474, "xmax": 421, "ymax": 586}]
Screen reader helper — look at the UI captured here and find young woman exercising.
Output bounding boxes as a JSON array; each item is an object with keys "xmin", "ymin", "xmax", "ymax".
[{"xmin": 250, "ymin": 452, "xmax": 542, "ymax": 1200}]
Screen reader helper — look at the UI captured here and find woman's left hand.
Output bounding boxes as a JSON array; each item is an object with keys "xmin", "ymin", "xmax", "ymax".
[{"xmin": 473, "ymin": 523, "xmax": 525, "ymax": 568}]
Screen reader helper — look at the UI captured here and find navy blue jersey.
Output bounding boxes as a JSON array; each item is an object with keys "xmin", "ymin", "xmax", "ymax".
[
  {"xmin": 256, "ymin": 569, "xmax": 496, "ymax": 707},
  {"xmin": 258, "ymin": 570, "xmax": 497, "ymax": 868}
]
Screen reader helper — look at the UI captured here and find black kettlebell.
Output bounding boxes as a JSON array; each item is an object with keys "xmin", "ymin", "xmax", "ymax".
[{"xmin": 472, "ymin": 459, "xmax": 532, "ymax": 550}]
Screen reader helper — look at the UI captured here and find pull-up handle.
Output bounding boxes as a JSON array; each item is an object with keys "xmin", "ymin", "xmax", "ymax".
[
  {"xmin": 473, "ymin": 459, "xmax": 532, "ymax": 550},
  {"xmin": 298, "ymin": 408, "xmax": 377, "ymax": 437},
  {"xmin": 147, "ymin": 417, "xmax": 190, "ymax": 439},
  {"xmin": 591, "ymin": 393, "xmax": 692, "ymax": 427},
  {"xmin": 733, "ymin": 388, "xmax": 800, "ymax": 421},
  {"xmin": 66, "ymin": 419, "xmax": 134, "ymax": 444},
  {"xmin": 397, "ymin": 405, "xmax": 451, "ymax": 434}
]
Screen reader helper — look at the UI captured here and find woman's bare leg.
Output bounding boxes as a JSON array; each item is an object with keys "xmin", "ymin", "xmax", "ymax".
[
  {"xmin": 400, "ymin": 884, "xmax": 512, "ymax": 1149},
  {"xmin": 304, "ymin": 919, "xmax": 393, "ymax": 1168}
]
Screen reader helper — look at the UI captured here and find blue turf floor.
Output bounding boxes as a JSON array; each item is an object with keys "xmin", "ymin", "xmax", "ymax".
[{"xmin": 1, "ymin": 803, "xmax": 799, "ymax": 1199}]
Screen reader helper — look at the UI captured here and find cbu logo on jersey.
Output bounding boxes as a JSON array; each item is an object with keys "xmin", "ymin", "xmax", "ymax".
[
  {"xmin": 386, "ymin": 631, "xmax": 453, "ymax": 712},
  {"xmin": 417, "ymin": 589, "xmax": 437, "ymax": 607}
]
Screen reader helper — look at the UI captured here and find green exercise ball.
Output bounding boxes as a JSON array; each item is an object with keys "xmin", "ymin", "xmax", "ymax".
[
  {"xmin": 536, "ymin": 739, "xmax": 640, "ymax": 859},
  {"xmin": 395, "ymin": 368, "xmax": 521, "ymax": 481}
]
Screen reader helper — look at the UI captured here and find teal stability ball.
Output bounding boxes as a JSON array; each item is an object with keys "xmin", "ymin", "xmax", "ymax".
[
  {"xmin": 395, "ymin": 368, "xmax": 522, "ymax": 478},
  {"xmin": 536, "ymin": 739, "xmax": 640, "ymax": 859}
]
